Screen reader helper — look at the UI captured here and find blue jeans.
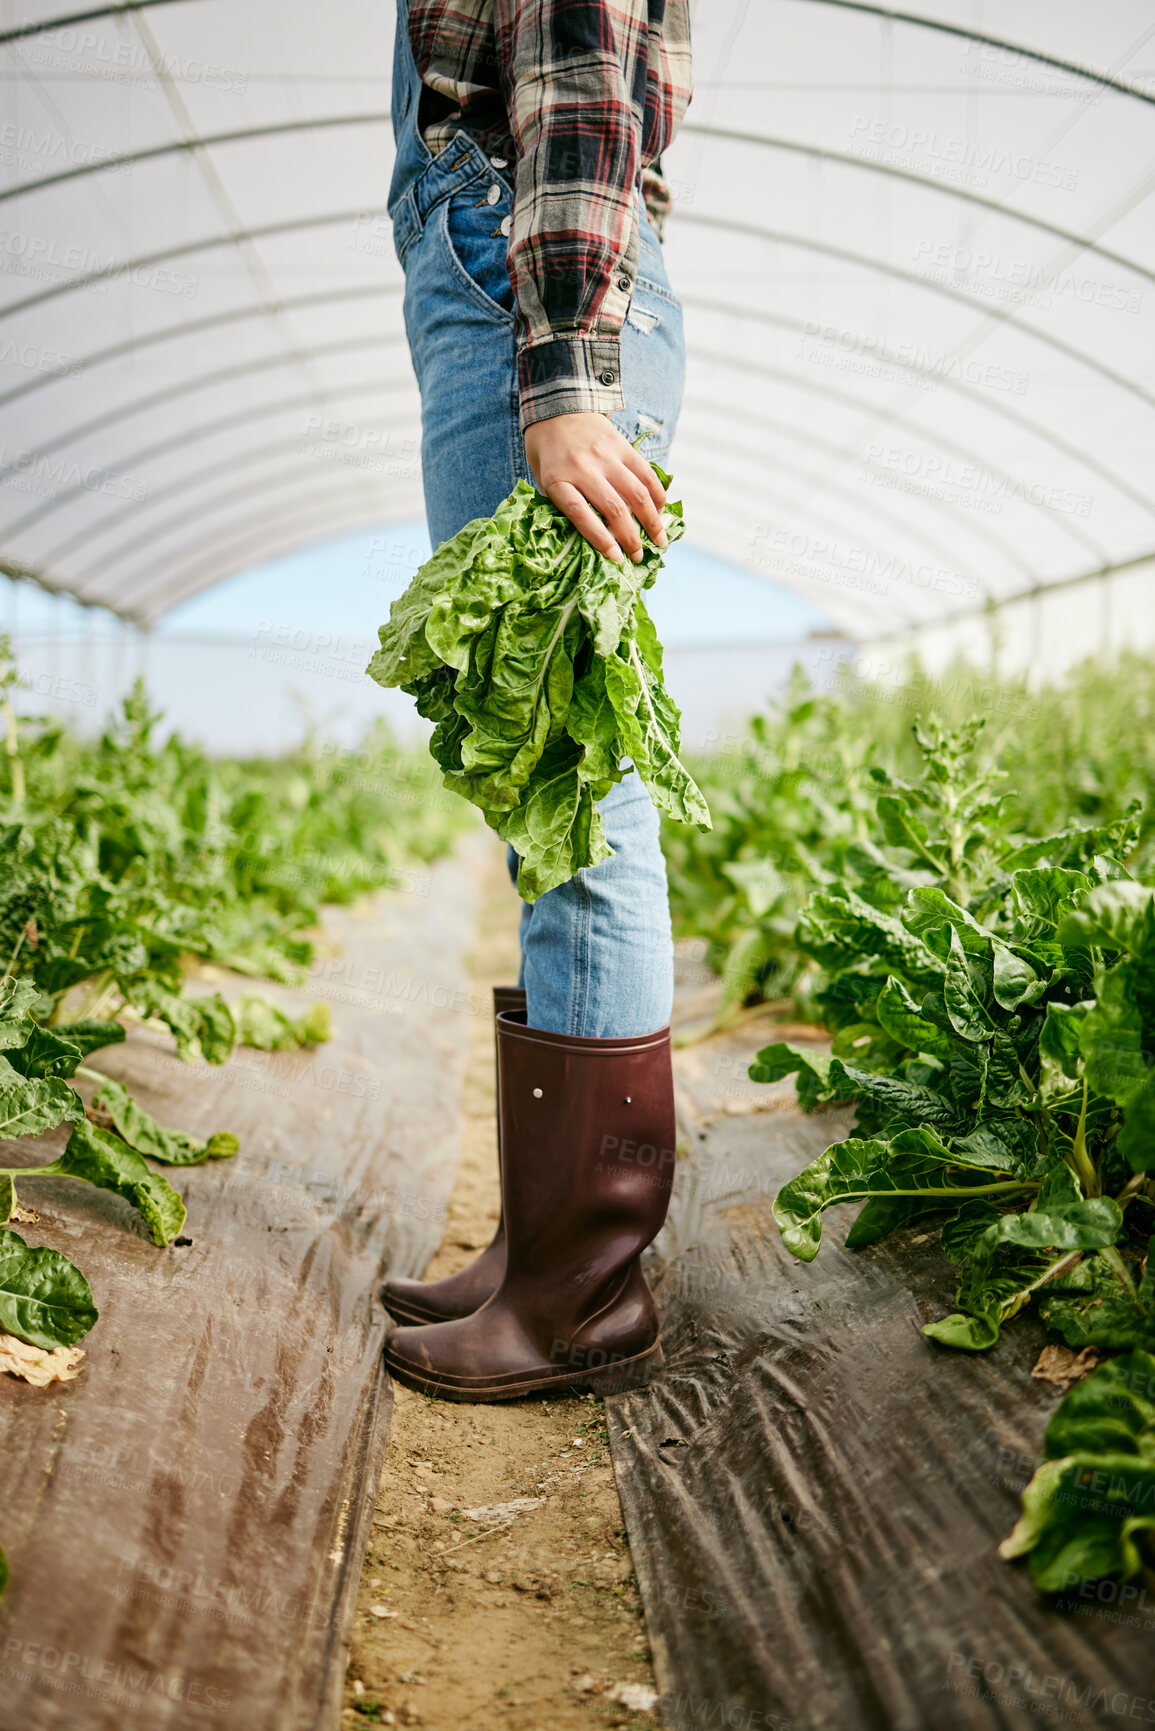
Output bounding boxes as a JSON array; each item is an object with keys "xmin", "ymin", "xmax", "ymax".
[{"xmin": 391, "ymin": 130, "xmax": 684, "ymax": 1038}]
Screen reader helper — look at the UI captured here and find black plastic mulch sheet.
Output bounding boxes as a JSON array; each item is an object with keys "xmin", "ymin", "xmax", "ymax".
[
  {"xmin": 0, "ymin": 844, "xmax": 482, "ymax": 1731},
  {"xmin": 608, "ymin": 1016, "xmax": 1153, "ymax": 1731}
]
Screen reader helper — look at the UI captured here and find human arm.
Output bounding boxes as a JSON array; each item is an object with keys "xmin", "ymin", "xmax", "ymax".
[{"xmin": 494, "ymin": 0, "xmax": 687, "ymax": 555}]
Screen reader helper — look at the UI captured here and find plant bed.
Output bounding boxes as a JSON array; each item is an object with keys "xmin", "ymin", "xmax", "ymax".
[
  {"xmin": 608, "ymin": 988, "xmax": 1153, "ymax": 1731},
  {"xmin": 0, "ymin": 845, "xmax": 483, "ymax": 1731}
]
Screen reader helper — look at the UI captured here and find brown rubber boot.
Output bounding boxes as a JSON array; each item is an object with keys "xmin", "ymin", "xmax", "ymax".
[
  {"xmin": 381, "ymin": 985, "xmax": 523, "ymax": 1325},
  {"xmin": 384, "ymin": 1010, "xmax": 676, "ymax": 1401}
]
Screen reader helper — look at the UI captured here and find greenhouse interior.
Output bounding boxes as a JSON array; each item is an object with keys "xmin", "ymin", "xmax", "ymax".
[{"xmin": 1, "ymin": 2, "xmax": 1154, "ymax": 1728}]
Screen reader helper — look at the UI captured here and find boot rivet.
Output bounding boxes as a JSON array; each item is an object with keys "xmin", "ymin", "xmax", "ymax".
[
  {"xmin": 624, "ymin": 1096, "xmax": 632, "ymax": 1104},
  {"xmin": 532, "ymin": 1087, "xmax": 543, "ymax": 1098}
]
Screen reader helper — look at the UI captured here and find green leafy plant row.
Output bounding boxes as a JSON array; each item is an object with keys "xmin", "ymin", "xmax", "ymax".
[
  {"xmin": 664, "ymin": 654, "xmax": 1155, "ymax": 1022},
  {"xmin": 742, "ymin": 716, "xmax": 1155, "ymax": 1592},
  {"xmin": 0, "ymin": 642, "xmax": 467, "ymax": 1365}
]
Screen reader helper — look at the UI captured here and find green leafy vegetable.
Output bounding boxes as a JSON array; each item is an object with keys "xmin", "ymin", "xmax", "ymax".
[
  {"xmin": 0, "ymin": 1074, "xmax": 85, "ymax": 1139},
  {"xmin": 747, "ymin": 719, "xmax": 1150, "ymax": 1358},
  {"xmin": 0, "ymin": 1227, "xmax": 98, "ymax": 1349},
  {"xmin": 235, "ymin": 993, "xmax": 331, "ymax": 1051},
  {"xmin": 51, "ymin": 1020, "xmax": 126, "ymax": 1059},
  {"xmin": 367, "ymin": 474, "xmax": 710, "ymax": 900},
  {"xmin": 91, "ymin": 1076, "xmax": 238, "ymax": 1167},
  {"xmin": 773, "ymin": 1125, "xmax": 1032, "ymax": 1262},
  {"xmin": 0, "ymin": 635, "xmax": 464, "ymax": 1461},
  {"xmin": 15, "ymin": 1121, "xmax": 188, "ymax": 1247},
  {"xmin": 1001, "ymin": 1350, "xmax": 1155, "ymax": 1591}
]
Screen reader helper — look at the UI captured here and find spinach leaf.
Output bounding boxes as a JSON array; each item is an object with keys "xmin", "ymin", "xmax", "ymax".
[
  {"xmin": 0, "ymin": 1074, "xmax": 85, "ymax": 1140},
  {"xmin": 92, "ymin": 1077, "xmax": 238, "ymax": 1167},
  {"xmin": 0, "ymin": 1227, "xmax": 98, "ymax": 1350},
  {"xmin": 35, "ymin": 1121, "xmax": 187, "ymax": 1246},
  {"xmin": 367, "ymin": 474, "xmax": 710, "ymax": 900},
  {"xmin": 1001, "ymin": 1351, "xmax": 1155, "ymax": 1591}
]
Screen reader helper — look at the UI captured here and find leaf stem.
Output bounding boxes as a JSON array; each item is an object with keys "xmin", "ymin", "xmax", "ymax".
[
  {"xmin": 1018, "ymin": 1246, "xmax": 1085, "ymax": 1300},
  {"xmin": 2, "ymin": 689, "xmax": 24, "ymax": 805},
  {"xmin": 2, "ymin": 930, "xmax": 26, "ymax": 978},
  {"xmin": 1067, "ymin": 1078, "xmax": 1099, "ymax": 1197},
  {"xmin": 1116, "ymin": 1172, "xmax": 1150, "ymax": 1210},
  {"xmin": 1098, "ymin": 1243, "xmax": 1138, "ymax": 1299},
  {"xmin": 841, "ymin": 1180, "xmax": 1037, "ymax": 1204}
]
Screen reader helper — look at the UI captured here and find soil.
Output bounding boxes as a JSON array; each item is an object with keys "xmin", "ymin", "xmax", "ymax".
[{"xmin": 341, "ymin": 838, "xmax": 659, "ymax": 1731}]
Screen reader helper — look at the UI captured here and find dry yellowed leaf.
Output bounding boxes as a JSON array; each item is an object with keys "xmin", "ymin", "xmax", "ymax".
[
  {"xmin": 0, "ymin": 1333, "xmax": 85, "ymax": 1386},
  {"xmin": 1030, "ymin": 1343, "xmax": 1099, "ymax": 1390},
  {"xmin": 11, "ymin": 1203, "xmax": 39, "ymax": 1224}
]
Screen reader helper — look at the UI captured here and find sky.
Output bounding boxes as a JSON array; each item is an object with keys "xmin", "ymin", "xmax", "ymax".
[
  {"xmin": 2, "ymin": 526, "xmax": 834, "ymax": 753},
  {"xmin": 154, "ymin": 521, "xmax": 828, "ymax": 649}
]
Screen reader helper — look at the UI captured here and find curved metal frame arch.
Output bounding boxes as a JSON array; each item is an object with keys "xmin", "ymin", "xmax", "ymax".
[
  {"xmin": 674, "ymin": 213, "xmax": 1155, "ymax": 418},
  {"xmin": 68, "ymin": 446, "xmax": 417, "ymax": 585},
  {"xmin": 6, "ymin": 328, "xmax": 410, "ymax": 470},
  {"xmin": 104, "ymin": 476, "xmax": 405, "ymax": 604},
  {"xmin": 107, "ymin": 470, "xmax": 418, "ymax": 607},
  {"xmin": 121, "ymin": 484, "xmax": 410, "ymax": 619},
  {"xmin": 665, "ymin": 443, "xmax": 933, "ymax": 634},
  {"xmin": 675, "ymin": 397, "xmax": 1012, "ymax": 596},
  {"xmin": 0, "ymin": 283, "xmax": 403, "ymax": 414},
  {"xmin": 0, "ymin": 207, "xmax": 381, "ymax": 327},
  {"xmin": 2, "ymin": 335, "xmax": 413, "ymax": 540},
  {"xmin": 678, "ymin": 294, "xmax": 1155, "ymax": 526},
  {"xmin": 142, "ymin": 504, "xmax": 421, "ymax": 624},
  {"xmin": 668, "ymin": 436, "xmax": 1045, "ymax": 633},
  {"xmin": 40, "ymin": 426, "xmax": 406, "ymax": 568},
  {"xmin": 74, "ymin": 377, "xmax": 417, "ymax": 609},
  {"xmin": 674, "ymin": 489, "xmax": 910, "ymax": 637},
  {"xmin": 0, "ymin": 113, "xmax": 391, "ymax": 209},
  {"xmin": 802, "ymin": 1, "xmax": 1155, "ymax": 107},
  {"xmin": 683, "ymin": 341, "xmax": 1108, "ymax": 569},
  {"xmin": 679, "ymin": 126, "xmax": 1155, "ymax": 288},
  {"xmin": 670, "ymin": 416, "xmax": 1008, "ymax": 611},
  {"xmin": 0, "ymin": 1, "xmax": 192, "ymax": 47},
  {"xmin": 7, "ymin": 375, "xmax": 419, "ymax": 602}
]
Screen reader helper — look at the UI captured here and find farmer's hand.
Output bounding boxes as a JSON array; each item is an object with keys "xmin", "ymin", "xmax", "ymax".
[{"xmin": 524, "ymin": 412, "xmax": 668, "ymax": 563}]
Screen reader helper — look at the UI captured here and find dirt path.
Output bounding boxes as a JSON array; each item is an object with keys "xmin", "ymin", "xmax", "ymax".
[{"xmin": 342, "ymin": 839, "xmax": 659, "ymax": 1731}]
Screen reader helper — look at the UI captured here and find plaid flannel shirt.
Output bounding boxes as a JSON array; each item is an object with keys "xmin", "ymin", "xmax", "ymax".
[{"xmin": 408, "ymin": 0, "xmax": 692, "ymax": 430}]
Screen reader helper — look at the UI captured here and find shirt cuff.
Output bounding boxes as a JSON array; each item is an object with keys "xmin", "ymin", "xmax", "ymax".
[{"xmin": 517, "ymin": 335, "xmax": 625, "ymax": 433}]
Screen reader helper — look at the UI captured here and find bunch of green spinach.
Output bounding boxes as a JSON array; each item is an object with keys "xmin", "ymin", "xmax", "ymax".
[{"xmin": 367, "ymin": 473, "xmax": 711, "ymax": 900}]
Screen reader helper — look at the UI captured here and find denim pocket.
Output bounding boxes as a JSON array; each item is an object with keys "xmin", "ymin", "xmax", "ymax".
[
  {"xmin": 441, "ymin": 182, "xmax": 515, "ymax": 320},
  {"xmin": 612, "ymin": 276, "xmax": 685, "ymax": 463}
]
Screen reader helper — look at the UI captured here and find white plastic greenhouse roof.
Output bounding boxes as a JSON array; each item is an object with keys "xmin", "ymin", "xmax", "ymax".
[{"xmin": 1, "ymin": 0, "xmax": 1153, "ymax": 636}]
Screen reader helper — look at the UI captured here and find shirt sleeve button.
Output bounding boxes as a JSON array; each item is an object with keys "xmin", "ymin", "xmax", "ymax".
[
  {"xmin": 599, "ymin": 370, "xmax": 617, "ymax": 386},
  {"xmin": 617, "ymin": 275, "xmax": 631, "ymax": 292}
]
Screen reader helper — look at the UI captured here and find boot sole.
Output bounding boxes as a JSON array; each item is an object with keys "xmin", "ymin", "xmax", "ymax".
[
  {"xmin": 384, "ymin": 1339, "xmax": 664, "ymax": 1403},
  {"xmin": 380, "ymin": 1292, "xmax": 453, "ymax": 1327}
]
